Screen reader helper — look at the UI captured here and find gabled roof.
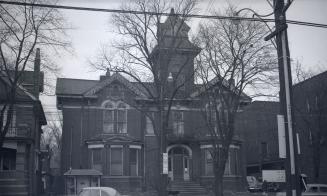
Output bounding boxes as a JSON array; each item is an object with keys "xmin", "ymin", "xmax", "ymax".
[
  {"xmin": 83, "ymin": 73, "xmax": 146, "ymax": 97},
  {"xmin": 56, "ymin": 78, "xmax": 98, "ymax": 95},
  {"xmin": 293, "ymin": 70, "xmax": 327, "ymax": 90},
  {"xmin": 190, "ymin": 76, "xmax": 251, "ymax": 102},
  {"xmin": 0, "ymin": 70, "xmax": 47, "ymax": 125},
  {"xmin": 0, "ymin": 70, "xmax": 37, "ymax": 101}
]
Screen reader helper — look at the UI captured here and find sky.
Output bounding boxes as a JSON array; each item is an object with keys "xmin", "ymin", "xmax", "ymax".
[{"xmin": 39, "ymin": 0, "xmax": 327, "ymax": 123}]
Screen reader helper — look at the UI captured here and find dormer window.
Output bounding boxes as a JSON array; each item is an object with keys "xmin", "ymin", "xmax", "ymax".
[{"xmin": 103, "ymin": 101, "xmax": 128, "ymax": 134}]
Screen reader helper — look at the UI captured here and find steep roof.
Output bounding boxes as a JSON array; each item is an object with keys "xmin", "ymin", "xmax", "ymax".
[
  {"xmin": 56, "ymin": 78, "xmax": 98, "ymax": 95},
  {"xmin": 56, "ymin": 73, "xmax": 151, "ymax": 98},
  {"xmin": 0, "ymin": 70, "xmax": 47, "ymax": 125},
  {"xmin": 190, "ymin": 76, "xmax": 251, "ymax": 103},
  {"xmin": 293, "ymin": 70, "xmax": 327, "ymax": 90},
  {"xmin": 83, "ymin": 73, "xmax": 147, "ymax": 97}
]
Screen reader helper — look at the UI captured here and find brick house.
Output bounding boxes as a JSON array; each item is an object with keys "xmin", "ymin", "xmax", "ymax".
[
  {"xmin": 0, "ymin": 50, "xmax": 47, "ymax": 196},
  {"xmin": 292, "ymin": 71, "xmax": 327, "ymax": 183},
  {"xmin": 236, "ymin": 101, "xmax": 284, "ymax": 177},
  {"xmin": 56, "ymin": 13, "xmax": 249, "ymax": 194},
  {"xmin": 238, "ymin": 71, "xmax": 327, "ymax": 184}
]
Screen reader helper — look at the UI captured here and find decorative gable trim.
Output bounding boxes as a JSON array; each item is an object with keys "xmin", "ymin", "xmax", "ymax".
[{"xmin": 83, "ymin": 73, "xmax": 146, "ymax": 97}]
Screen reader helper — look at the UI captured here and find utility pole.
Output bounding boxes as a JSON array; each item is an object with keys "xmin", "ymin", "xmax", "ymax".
[{"xmin": 265, "ymin": 0, "xmax": 300, "ymax": 196}]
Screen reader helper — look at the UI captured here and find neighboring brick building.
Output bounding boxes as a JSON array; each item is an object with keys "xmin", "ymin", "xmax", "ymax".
[
  {"xmin": 236, "ymin": 101, "xmax": 284, "ymax": 178},
  {"xmin": 292, "ymin": 71, "xmax": 327, "ymax": 183},
  {"xmin": 56, "ymin": 12, "xmax": 249, "ymax": 194},
  {"xmin": 239, "ymin": 71, "xmax": 327, "ymax": 184},
  {"xmin": 0, "ymin": 49, "xmax": 47, "ymax": 196}
]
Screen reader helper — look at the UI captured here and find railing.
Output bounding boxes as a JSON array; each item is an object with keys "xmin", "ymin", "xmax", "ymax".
[
  {"xmin": 6, "ymin": 127, "xmax": 17, "ymax": 137},
  {"xmin": 5, "ymin": 126, "xmax": 31, "ymax": 138}
]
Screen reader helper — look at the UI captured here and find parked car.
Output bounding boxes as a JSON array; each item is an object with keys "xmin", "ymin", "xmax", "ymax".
[
  {"xmin": 78, "ymin": 187, "xmax": 123, "ymax": 196},
  {"xmin": 302, "ymin": 184, "xmax": 327, "ymax": 196},
  {"xmin": 246, "ymin": 176, "xmax": 263, "ymax": 192},
  {"xmin": 276, "ymin": 184, "xmax": 327, "ymax": 196}
]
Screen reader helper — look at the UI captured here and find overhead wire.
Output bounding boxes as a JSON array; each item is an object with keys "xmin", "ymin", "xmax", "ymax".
[{"xmin": 0, "ymin": 0, "xmax": 327, "ymax": 28}]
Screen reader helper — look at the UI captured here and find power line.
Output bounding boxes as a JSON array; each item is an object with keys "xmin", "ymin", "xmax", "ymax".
[{"xmin": 1, "ymin": 1, "xmax": 327, "ymax": 29}]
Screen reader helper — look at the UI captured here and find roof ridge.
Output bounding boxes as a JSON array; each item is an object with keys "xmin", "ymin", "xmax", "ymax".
[
  {"xmin": 293, "ymin": 70, "xmax": 327, "ymax": 88},
  {"xmin": 58, "ymin": 77, "xmax": 98, "ymax": 82}
]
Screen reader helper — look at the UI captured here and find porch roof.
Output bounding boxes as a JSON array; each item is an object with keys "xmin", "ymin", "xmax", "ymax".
[{"xmin": 64, "ymin": 169, "xmax": 103, "ymax": 176}]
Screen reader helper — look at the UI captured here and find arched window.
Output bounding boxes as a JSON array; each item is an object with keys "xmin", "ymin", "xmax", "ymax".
[
  {"xmin": 117, "ymin": 102, "xmax": 127, "ymax": 133},
  {"xmin": 103, "ymin": 101, "xmax": 114, "ymax": 133},
  {"xmin": 103, "ymin": 101, "xmax": 128, "ymax": 133}
]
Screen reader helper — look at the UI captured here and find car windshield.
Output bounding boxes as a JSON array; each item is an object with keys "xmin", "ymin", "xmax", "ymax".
[{"xmin": 308, "ymin": 186, "xmax": 318, "ymax": 192}]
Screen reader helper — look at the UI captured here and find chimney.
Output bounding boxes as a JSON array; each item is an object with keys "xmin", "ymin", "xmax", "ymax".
[
  {"xmin": 106, "ymin": 68, "xmax": 110, "ymax": 77},
  {"xmin": 33, "ymin": 48, "xmax": 40, "ymax": 100},
  {"xmin": 170, "ymin": 8, "xmax": 175, "ymax": 15},
  {"xmin": 100, "ymin": 68, "xmax": 111, "ymax": 81}
]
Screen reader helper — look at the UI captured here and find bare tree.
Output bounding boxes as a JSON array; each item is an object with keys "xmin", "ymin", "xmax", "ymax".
[
  {"xmin": 193, "ymin": 6, "xmax": 277, "ymax": 196},
  {"xmin": 0, "ymin": 0, "xmax": 70, "ymax": 149},
  {"xmin": 90, "ymin": 0, "xmax": 198, "ymax": 195},
  {"xmin": 41, "ymin": 115, "xmax": 62, "ymax": 169}
]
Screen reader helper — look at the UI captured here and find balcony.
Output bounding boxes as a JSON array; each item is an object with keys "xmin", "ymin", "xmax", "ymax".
[{"xmin": 5, "ymin": 126, "xmax": 31, "ymax": 138}]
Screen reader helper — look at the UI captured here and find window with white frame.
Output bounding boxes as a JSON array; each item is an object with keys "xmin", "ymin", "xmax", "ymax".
[
  {"xmin": 172, "ymin": 111, "xmax": 184, "ymax": 135},
  {"xmin": 205, "ymin": 103, "xmax": 218, "ymax": 135},
  {"xmin": 224, "ymin": 151, "xmax": 231, "ymax": 175},
  {"xmin": 103, "ymin": 102, "xmax": 115, "ymax": 133},
  {"xmin": 2, "ymin": 107, "xmax": 16, "ymax": 136},
  {"xmin": 205, "ymin": 149, "xmax": 213, "ymax": 176},
  {"xmin": 92, "ymin": 148, "xmax": 102, "ymax": 171},
  {"xmin": 103, "ymin": 101, "xmax": 127, "ymax": 134},
  {"xmin": 202, "ymin": 146, "xmax": 238, "ymax": 176},
  {"xmin": 129, "ymin": 148, "xmax": 139, "ymax": 176},
  {"xmin": 110, "ymin": 146, "xmax": 123, "ymax": 176},
  {"xmin": 117, "ymin": 103, "xmax": 127, "ymax": 133}
]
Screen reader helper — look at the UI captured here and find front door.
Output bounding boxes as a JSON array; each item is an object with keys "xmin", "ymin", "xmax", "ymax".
[
  {"xmin": 183, "ymin": 156, "xmax": 190, "ymax": 181},
  {"xmin": 168, "ymin": 146, "xmax": 191, "ymax": 181},
  {"xmin": 173, "ymin": 154, "xmax": 183, "ymax": 181}
]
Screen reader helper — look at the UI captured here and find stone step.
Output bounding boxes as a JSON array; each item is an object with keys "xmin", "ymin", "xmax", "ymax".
[
  {"xmin": 0, "ymin": 184, "xmax": 29, "ymax": 194},
  {"xmin": 0, "ymin": 178, "xmax": 28, "ymax": 185},
  {"xmin": 168, "ymin": 181, "xmax": 208, "ymax": 196},
  {"xmin": 171, "ymin": 185, "xmax": 205, "ymax": 187},
  {"xmin": 0, "ymin": 192, "xmax": 29, "ymax": 196}
]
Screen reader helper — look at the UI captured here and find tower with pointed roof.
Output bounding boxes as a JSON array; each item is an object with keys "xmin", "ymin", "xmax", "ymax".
[{"xmin": 151, "ymin": 8, "xmax": 200, "ymax": 96}]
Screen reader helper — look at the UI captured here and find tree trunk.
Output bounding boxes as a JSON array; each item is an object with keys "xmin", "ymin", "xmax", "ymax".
[{"xmin": 214, "ymin": 170, "xmax": 224, "ymax": 196}]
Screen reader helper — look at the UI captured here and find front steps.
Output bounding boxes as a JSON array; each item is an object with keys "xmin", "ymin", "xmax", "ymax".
[
  {"xmin": 168, "ymin": 180, "xmax": 208, "ymax": 196},
  {"xmin": 0, "ymin": 171, "xmax": 29, "ymax": 196}
]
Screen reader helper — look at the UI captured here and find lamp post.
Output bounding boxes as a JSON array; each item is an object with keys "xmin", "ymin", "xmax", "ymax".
[{"xmin": 235, "ymin": 2, "xmax": 300, "ymax": 196}]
